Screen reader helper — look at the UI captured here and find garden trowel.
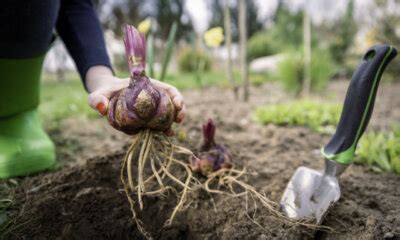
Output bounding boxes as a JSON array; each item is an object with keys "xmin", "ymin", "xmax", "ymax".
[{"xmin": 280, "ymin": 44, "xmax": 397, "ymax": 224}]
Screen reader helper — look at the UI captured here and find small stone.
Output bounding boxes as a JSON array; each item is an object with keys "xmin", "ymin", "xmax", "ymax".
[
  {"xmin": 365, "ymin": 215, "xmax": 377, "ymax": 227},
  {"xmin": 239, "ymin": 118, "xmax": 249, "ymax": 126},
  {"xmin": 383, "ymin": 232, "xmax": 395, "ymax": 239},
  {"xmin": 257, "ymin": 234, "xmax": 268, "ymax": 240}
]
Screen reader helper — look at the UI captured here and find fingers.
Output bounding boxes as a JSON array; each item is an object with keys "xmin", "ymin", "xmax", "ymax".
[
  {"xmin": 88, "ymin": 82, "xmax": 127, "ymax": 115},
  {"xmin": 176, "ymin": 104, "xmax": 186, "ymax": 123},
  {"xmin": 166, "ymin": 86, "xmax": 184, "ymax": 111},
  {"xmin": 90, "ymin": 77, "xmax": 186, "ymax": 125},
  {"xmin": 150, "ymin": 79, "xmax": 185, "ymax": 122},
  {"xmin": 171, "ymin": 91, "xmax": 184, "ymax": 112},
  {"xmin": 150, "ymin": 79, "xmax": 184, "ymax": 109}
]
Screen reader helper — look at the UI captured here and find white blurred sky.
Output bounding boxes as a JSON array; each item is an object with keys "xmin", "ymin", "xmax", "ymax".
[{"xmin": 185, "ymin": 0, "xmax": 385, "ymax": 33}]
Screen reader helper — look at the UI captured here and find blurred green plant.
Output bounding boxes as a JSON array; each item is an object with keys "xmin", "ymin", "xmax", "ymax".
[
  {"xmin": 327, "ymin": 0, "xmax": 356, "ymax": 65},
  {"xmin": 193, "ymin": 26, "xmax": 225, "ymax": 87},
  {"xmin": 268, "ymin": 7, "xmax": 312, "ymax": 51},
  {"xmin": 369, "ymin": 0, "xmax": 400, "ymax": 81},
  {"xmin": 249, "ymin": 72, "xmax": 273, "ymax": 86},
  {"xmin": 164, "ymin": 70, "xmax": 230, "ymax": 89},
  {"xmin": 254, "ymin": 100, "xmax": 341, "ymax": 133},
  {"xmin": 247, "ymin": 31, "xmax": 278, "ymax": 60},
  {"xmin": 356, "ymin": 127, "xmax": 400, "ymax": 174},
  {"xmin": 276, "ymin": 51, "xmax": 303, "ymax": 93},
  {"xmin": 243, "ymin": 6, "xmax": 307, "ymax": 64},
  {"xmin": 208, "ymin": 0, "xmax": 263, "ymax": 42},
  {"xmin": 159, "ymin": 22, "xmax": 178, "ymax": 81},
  {"xmin": 314, "ymin": 0, "xmax": 356, "ymax": 77},
  {"xmin": 134, "ymin": 19, "xmax": 177, "ymax": 80},
  {"xmin": 39, "ymin": 79, "xmax": 97, "ymax": 125},
  {"xmin": 376, "ymin": 18, "xmax": 400, "ymax": 81},
  {"xmin": 276, "ymin": 48, "xmax": 336, "ymax": 94},
  {"xmin": 257, "ymin": 2, "xmax": 355, "ymax": 78},
  {"xmin": 177, "ymin": 47, "xmax": 211, "ymax": 73},
  {"xmin": 146, "ymin": 32, "xmax": 155, "ymax": 78}
]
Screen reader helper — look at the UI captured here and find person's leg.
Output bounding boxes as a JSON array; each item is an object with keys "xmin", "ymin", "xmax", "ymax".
[
  {"xmin": 0, "ymin": 57, "xmax": 56, "ymax": 178},
  {"xmin": 0, "ymin": 0, "xmax": 60, "ymax": 178}
]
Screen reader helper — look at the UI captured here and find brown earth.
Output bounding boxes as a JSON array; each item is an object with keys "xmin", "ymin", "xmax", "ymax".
[{"xmin": 6, "ymin": 82, "xmax": 400, "ymax": 239}]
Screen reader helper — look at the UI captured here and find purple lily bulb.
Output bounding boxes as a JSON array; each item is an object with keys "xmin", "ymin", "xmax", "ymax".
[
  {"xmin": 106, "ymin": 24, "xmax": 175, "ymax": 135},
  {"xmin": 191, "ymin": 119, "xmax": 232, "ymax": 176},
  {"xmin": 124, "ymin": 24, "xmax": 146, "ymax": 76}
]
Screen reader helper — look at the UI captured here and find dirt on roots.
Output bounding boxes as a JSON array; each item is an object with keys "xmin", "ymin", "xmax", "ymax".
[{"xmin": 7, "ymin": 82, "xmax": 400, "ymax": 239}]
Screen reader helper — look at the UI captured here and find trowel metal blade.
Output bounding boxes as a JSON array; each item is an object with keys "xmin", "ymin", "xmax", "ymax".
[{"xmin": 280, "ymin": 166, "xmax": 341, "ymax": 224}]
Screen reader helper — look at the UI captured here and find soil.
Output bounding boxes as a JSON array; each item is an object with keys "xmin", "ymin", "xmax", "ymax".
[{"xmin": 6, "ymin": 82, "xmax": 400, "ymax": 239}]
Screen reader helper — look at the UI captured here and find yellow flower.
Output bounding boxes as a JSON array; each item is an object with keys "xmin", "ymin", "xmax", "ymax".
[
  {"xmin": 137, "ymin": 18, "xmax": 151, "ymax": 34},
  {"xmin": 204, "ymin": 27, "xmax": 224, "ymax": 48}
]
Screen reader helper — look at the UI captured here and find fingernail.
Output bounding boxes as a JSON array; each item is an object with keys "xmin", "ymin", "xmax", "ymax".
[{"xmin": 96, "ymin": 102, "xmax": 107, "ymax": 115}]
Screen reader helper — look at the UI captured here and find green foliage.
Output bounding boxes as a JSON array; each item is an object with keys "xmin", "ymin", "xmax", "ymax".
[
  {"xmin": 247, "ymin": 31, "xmax": 278, "ymax": 60},
  {"xmin": 276, "ymin": 51, "xmax": 303, "ymax": 93},
  {"xmin": 164, "ymin": 70, "xmax": 237, "ymax": 90},
  {"xmin": 92, "ymin": 0, "xmax": 141, "ymax": 37},
  {"xmin": 154, "ymin": 0, "xmax": 194, "ymax": 41},
  {"xmin": 177, "ymin": 47, "xmax": 211, "ymax": 72},
  {"xmin": 356, "ymin": 127, "xmax": 400, "ymax": 174},
  {"xmin": 268, "ymin": 8, "xmax": 305, "ymax": 51},
  {"xmin": 317, "ymin": 0, "xmax": 356, "ymax": 66},
  {"xmin": 311, "ymin": 48, "xmax": 336, "ymax": 91},
  {"xmin": 254, "ymin": 100, "xmax": 341, "ymax": 133},
  {"xmin": 39, "ymin": 77, "xmax": 97, "ymax": 124},
  {"xmin": 159, "ymin": 21, "xmax": 178, "ymax": 81},
  {"xmin": 93, "ymin": 0, "xmax": 194, "ymax": 41},
  {"xmin": 249, "ymin": 72, "xmax": 273, "ymax": 86},
  {"xmin": 164, "ymin": 70, "xmax": 261, "ymax": 89},
  {"xmin": 332, "ymin": 3, "xmax": 356, "ymax": 63},
  {"xmin": 276, "ymin": 48, "xmax": 336, "ymax": 94},
  {"xmin": 375, "ymin": 14, "xmax": 400, "ymax": 80},
  {"xmin": 208, "ymin": 0, "xmax": 263, "ymax": 41},
  {"xmin": 146, "ymin": 33, "xmax": 155, "ymax": 78},
  {"xmin": 266, "ymin": 7, "xmax": 320, "ymax": 51},
  {"xmin": 266, "ymin": 2, "xmax": 355, "ymax": 75}
]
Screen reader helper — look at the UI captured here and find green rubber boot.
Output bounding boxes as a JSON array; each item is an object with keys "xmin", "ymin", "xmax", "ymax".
[{"xmin": 0, "ymin": 56, "xmax": 56, "ymax": 179}]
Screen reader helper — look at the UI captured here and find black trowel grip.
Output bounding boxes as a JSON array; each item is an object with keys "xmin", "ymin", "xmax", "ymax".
[{"xmin": 323, "ymin": 44, "xmax": 397, "ymax": 164}]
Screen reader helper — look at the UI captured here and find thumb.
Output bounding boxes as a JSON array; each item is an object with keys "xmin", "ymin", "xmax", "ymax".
[{"xmin": 88, "ymin": 90, "xmax": 110, "ymax": 116}]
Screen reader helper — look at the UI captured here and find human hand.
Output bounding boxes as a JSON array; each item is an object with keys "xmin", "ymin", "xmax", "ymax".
[{"xmin": 86, "ymin": 66, "xmax": 185, "ymax": 135}]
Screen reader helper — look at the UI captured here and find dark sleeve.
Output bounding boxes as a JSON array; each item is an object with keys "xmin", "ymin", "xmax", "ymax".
[{"xmin": 56, "ymin": 0, "xmax": 113, "ymax": 90}]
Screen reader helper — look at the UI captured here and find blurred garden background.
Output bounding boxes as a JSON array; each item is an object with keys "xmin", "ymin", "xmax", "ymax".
[
  {"xmin": 43, "ymin": 0, "xmax": 400, "ymax": 111},
  {"xmin": 39, "ymin": 0, "xmax": 400, "ymax": 174}
]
